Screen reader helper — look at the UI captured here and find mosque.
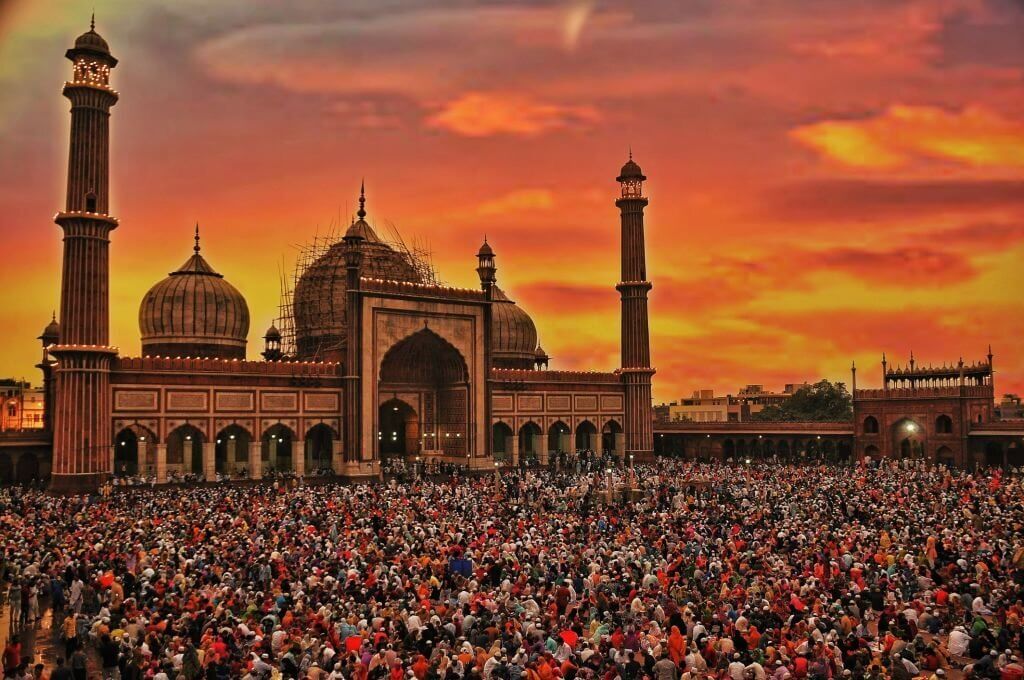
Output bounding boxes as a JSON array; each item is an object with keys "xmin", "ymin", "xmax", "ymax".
[{"xmin": 39, "ymin": 23, "xmax": 655, "ymax": 491}]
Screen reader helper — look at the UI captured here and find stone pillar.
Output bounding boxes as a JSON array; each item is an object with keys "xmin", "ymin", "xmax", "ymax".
[
  {"xmin": 537, "ymin": 433, "xmax": 549, "ymax": 466},
  {"xmin": 227, "ymin": 439, "xmax": 237, "ymax": 474},
  {"xmin": 203, "ymin": 442, "xmax": 216, "ymax": 482},
  {"xmin": 332, "ymin": 439, "xmax": 344, "ymax": 475},
  {"xmin": 614, "ymin": 432, "xmax": 626, "ymax": 458},
  {"xmin": 268, "ymin": 438, "xmax": 279, "ymax": 472},
  {"xmin": 510, "ymin": 434, "xmax": 520, "ymax": 467},
  {"xmin": 155, "ymin": 444, "xmax": 167, "ymax": 484},
  {"xmin": 560, "ymin": 433, "xmax": 571, "ymax": 454},
  {"xmin": 248, "ymin": 441, "xmax": 262, "ymax": 480},
  {"xmin": 293, "ymin": 440, "xmax": 305, "ymax": 477},
  {"xmin": 137, "ymin": 440, "xmax": 148, "ymax": 476}
]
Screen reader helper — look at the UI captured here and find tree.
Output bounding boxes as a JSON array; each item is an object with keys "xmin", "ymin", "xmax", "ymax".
[{"xmin": 751, "ymin": 380, "xmax": 852, "ymax": 422}]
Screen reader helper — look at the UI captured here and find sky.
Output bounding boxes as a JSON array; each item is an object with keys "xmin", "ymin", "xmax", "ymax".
[{"xmin": 0, "ymin": 0, "xmax": 1022, "ymax": 402}]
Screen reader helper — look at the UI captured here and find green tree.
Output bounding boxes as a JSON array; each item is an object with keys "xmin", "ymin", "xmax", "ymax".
[{"xmin": 751, "ymin": 379, "xmax": 852, "ymax": 422}]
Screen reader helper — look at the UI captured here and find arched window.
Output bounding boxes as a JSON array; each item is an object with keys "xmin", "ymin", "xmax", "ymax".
[
  {"xmin": 85, "ymin": 192, "xmax": 97, "ymax": 212},
  {"xmin": 935, "ymin": 415, "xmax": 953, "ymax": 434},
  {"xmin": 863, "ymin": 416, "xmax": 879, "ymax": 434}
]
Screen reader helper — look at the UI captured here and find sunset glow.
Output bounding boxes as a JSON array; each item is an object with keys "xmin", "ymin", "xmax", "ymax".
[{"xmin": 1, "ymin": 0, "xmax": 1022, "ymax": 401}]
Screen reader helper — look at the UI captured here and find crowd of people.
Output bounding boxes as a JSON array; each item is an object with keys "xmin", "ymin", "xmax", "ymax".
[{"xmin": 1, "ymin": 460, "xmax": 1023, "ymax": 680}]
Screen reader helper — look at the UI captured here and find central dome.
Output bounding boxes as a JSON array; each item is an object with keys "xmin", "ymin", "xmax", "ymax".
[
  {"xmin": 293, "ymin": 203, "xmax": 423, "ymax": 362},
  {"xmin": 139, "ymin": 229, "xmax": 250, "ymax": 359}
]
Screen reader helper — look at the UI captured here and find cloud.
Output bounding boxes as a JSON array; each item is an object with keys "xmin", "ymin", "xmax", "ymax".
[
  {"xmin": 427, "ymin": 92, "xmax": 599, "ymax": 137},
  {"xmin": 817, "ymin": 247, "xmax": 976, "ymax": 285},
  {"xmin": 764, "ymin": 179, "xmax": 1024, "ymax": 221},
  {"xmin": 790, "ymin": 105, "xmax": 1024, "ymax": 169},
  {"xmin": 475, "ymin": 189, "xmax": 556, "ymax": 216}
]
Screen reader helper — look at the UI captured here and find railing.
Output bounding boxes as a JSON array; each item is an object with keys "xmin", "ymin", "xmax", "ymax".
[
  {"xmin": 490, "ymin": 368, "xmax": 620, "ymax": 383},
  {"xmin": 114, "ymin": 355, "xmax": 342, "ymax": 376}
]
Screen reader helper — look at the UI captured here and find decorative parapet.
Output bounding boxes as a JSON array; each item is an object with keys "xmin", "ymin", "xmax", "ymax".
[
  {"xmin": 113, "ymin": 356, "xmax": 341, "ymax": 377},
  {"xmin": 854, "ymin": 385, "xmax": 993, "ymax": 400},
  {"xmin": 491, "ymin": 368, "xmax": 621, "ymax": 384},
  {"xmin": 359, "ymin": 277, "xmax": 487, "ymax": 301}
]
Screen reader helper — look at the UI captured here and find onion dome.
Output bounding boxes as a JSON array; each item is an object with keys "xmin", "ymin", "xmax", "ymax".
[
  {"xmin": 477, "ymin": 239, "xmax": 494, "ymax": 257},
  {"xmin": 264, "ymin": 324, "xmax": 281, "ymax": 341},
  {"xmin": 68, "ymin": 15, "xmax": 116, "ymax": 64},
  {"xmin": 39, "ymin": 313, "xmax": 60, "ymax": 346},
  {"xmin": 616, "ymin": 155, "xmax": 646, "ymax": 182},
  {"xmin": 139, "ymin": 226, "xmax": 250, "ymax": 359},
  {"xmin": 293, "ymin": 187, "xmax": 423, "ymax": 362},
  {"xmin": 490, "ymin": 286, "xmax": 539, "ymax": 369}
]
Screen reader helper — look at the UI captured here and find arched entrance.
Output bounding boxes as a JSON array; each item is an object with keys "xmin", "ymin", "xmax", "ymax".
[
  {"xmin": 215, "ymin": 425, "xmax": 252, "ymax": 476},
  {"xmin": 167, "ymin": 424, "xmax": 204, "ymax": 474},
  {"xmin": 518, "ymin": 422, "xmax": 542, "ymax": 463},
  {"xmin": 575, "ymin": 420, "xmax": 597, "ymax": 452},
  {"xmin": 305, "ymin": 423, "xmax": 337, "ymax": 473},
  {"xmin": 723, "ymin": 439, "xmax": 736, "ymax": 460},
  {"xmin": 0, "ymin": 453, "xmax": 11, "ymax": 483},
  {"xmin": 984, "ymin": 441, "xmax": 1003, "ymax": 467},
  {"xmin": 936, "ymin": 445, "xmax": 954, "ymax": 467},
  {"xmin": 492, "ymin": 422, "xmax": 513, "ymax": 463},
  {"xmin": 548, "ymin": 421, "xmax": 570, "ymax": 455},
  {"xmin": 379, "ymin": 399, "xmax": 418, "ymax": 459},
  {"xmin": 16, "ymin": 453, "xmax": 38, "ymax": 484},
  {"xmin": 601, "ymin": 420, "xmax": 622, "ymax": 456},
  {"xmin": 114, "ymin": 429, "xmax": 139, "ymax": 476},
  {"xmin": 379, "ymin": 328, "xmax": 470, "ymax": 457},
  {"xmin": 893, "ymin": 418, "xmax": 925, "ymax": 459},
  {"xmin": 1008, "ymin": 441, "xmax": 1024, "ymax": 468},
  {"xmin": 262, "ymin": 424, "xmax": 295, "ymax": 473}
]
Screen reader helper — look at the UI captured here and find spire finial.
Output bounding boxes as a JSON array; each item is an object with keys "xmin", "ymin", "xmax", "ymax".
[
  {"xmin": 90, "ymin": 11, "xmax": 95, "ymax": 31},
  {"xmin": 357, "ymin": 179, "xmax": 366, "ymax": 220},
  {"xmin": 194, "ymin": 222, "xmax": 201, "ymax": 254},
  {"xmin": 51, "ymin": 310, "xmax": 56, "ymax": 323},
  {"xmin": 628, "ymin": 145, "xmax": 632, "ymax": 161}
]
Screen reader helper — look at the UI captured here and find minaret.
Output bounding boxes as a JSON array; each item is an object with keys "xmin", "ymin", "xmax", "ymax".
[
  {"xmin": 342, "ymin": 183, "xmax": 366, "ymax": 468},
  {"xmin": 49, "ymin": 18, "xmax": 119, "ymax": 492},
  {"xmin": 615, "ymin": 153, "xmax": 655, "ymax": 461}
]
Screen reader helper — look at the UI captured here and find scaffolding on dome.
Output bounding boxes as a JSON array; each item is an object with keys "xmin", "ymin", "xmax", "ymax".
[{"xmin": 274, "ymin": 217, "xmax": 440, "ymax": 360}]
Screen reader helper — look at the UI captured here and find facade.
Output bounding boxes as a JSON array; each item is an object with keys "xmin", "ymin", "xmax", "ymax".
[
  {"xmin": 33, "ymin": 24, "xmax": 655, "ymax": 492},
  {"xmin": 852, "ymin": 352, "xmax": 1022, "ymax": 468}
]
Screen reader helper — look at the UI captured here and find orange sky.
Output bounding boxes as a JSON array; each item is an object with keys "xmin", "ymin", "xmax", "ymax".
[{"xmin": 0, "ymin": 0, "xmax": 1022, "ymax": 402}]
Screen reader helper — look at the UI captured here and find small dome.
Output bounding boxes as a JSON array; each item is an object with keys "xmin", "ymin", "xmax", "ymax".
[
  {"xmin": 74, "ymin": 28, "xmax": 110, "ymax": 54},
  {"xmin": 535, "ymin": 344, "xmax": 548, "ymax": 358},
  {"xmin": 139, "ymin": 233, "xmax": 249, "ymax": 359},
  {"xmin": 491, "ymin": 286, "xmax": 539, "ymax": 369},
  {"xmin": 616, "ymin": 156, "xmax": 646, "ymax": 182},
  {"xmin": 39, "ymin": 314, "xmax": 60, "ymax": 344},
  {"xmin": 264, "ymin": 324, "xmax": 281, "ymax": 340},
  {"xmin": 477, "ymin": 239, "xmax": 494, "ymax": 257}
]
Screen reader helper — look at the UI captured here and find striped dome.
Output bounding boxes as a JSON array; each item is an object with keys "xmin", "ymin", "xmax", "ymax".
[
  {"xmin": 490, "ymin": 286, "xmax": 538, "ymax": 369},
  {"xmin": 139, "ymin": 238, "xmax": 249, "ymax": 359}
]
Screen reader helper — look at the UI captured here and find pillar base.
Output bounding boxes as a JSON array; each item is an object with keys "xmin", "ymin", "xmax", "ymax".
[{"xmin": 49, "ymin": 472, "xmax": 108, "ymax": 494}]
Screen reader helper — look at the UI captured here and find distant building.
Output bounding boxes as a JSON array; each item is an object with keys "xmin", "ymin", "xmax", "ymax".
[
  {"xmin": 656, "ymin": 383, "xmax": 808, "ymax": 423},
  {"xmin": 0, "ymin": 380, "xmax": 45, "ymax": 432},
  {"xmin": 997, "ymin": 394, "xmax": 1023, "ymax": 420}
]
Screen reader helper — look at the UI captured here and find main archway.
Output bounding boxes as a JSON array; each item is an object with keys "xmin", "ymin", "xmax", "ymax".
[
  {"xmin": 215, "ymin": 425, "xmax": 252, "ymax": 476},
  {"xmin": 893, "ymin": 418, "xmax": 925, "ymax": 459},
  {"xmin": 379, "ymin": 328, "xmax": 470, "ymax": 458}
]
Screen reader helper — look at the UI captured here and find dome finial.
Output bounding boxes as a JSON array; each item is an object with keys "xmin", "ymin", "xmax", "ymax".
[
  {"xmin": 628, "ymin": 145, "xmax": 632, "ymax": 161},
  {"xmin": 357, "ymin": 179, "xmax": 366, "ymax": 220},
  {"xmin": 90, "ymin": 10, "xmax": 95, "ymax": 31},
  {"xmin": 194, "ymin": 222, "xmax": 201, "ymax": 254}
]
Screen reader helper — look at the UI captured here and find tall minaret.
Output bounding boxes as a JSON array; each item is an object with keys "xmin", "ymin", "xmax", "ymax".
[
  {"xmin": 49, "ymin": 18, "xmax": 120, "ymax": 492},
  {"xmin": 616, "ymin": 153, "xmax": 655, "ymax": 461}
]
